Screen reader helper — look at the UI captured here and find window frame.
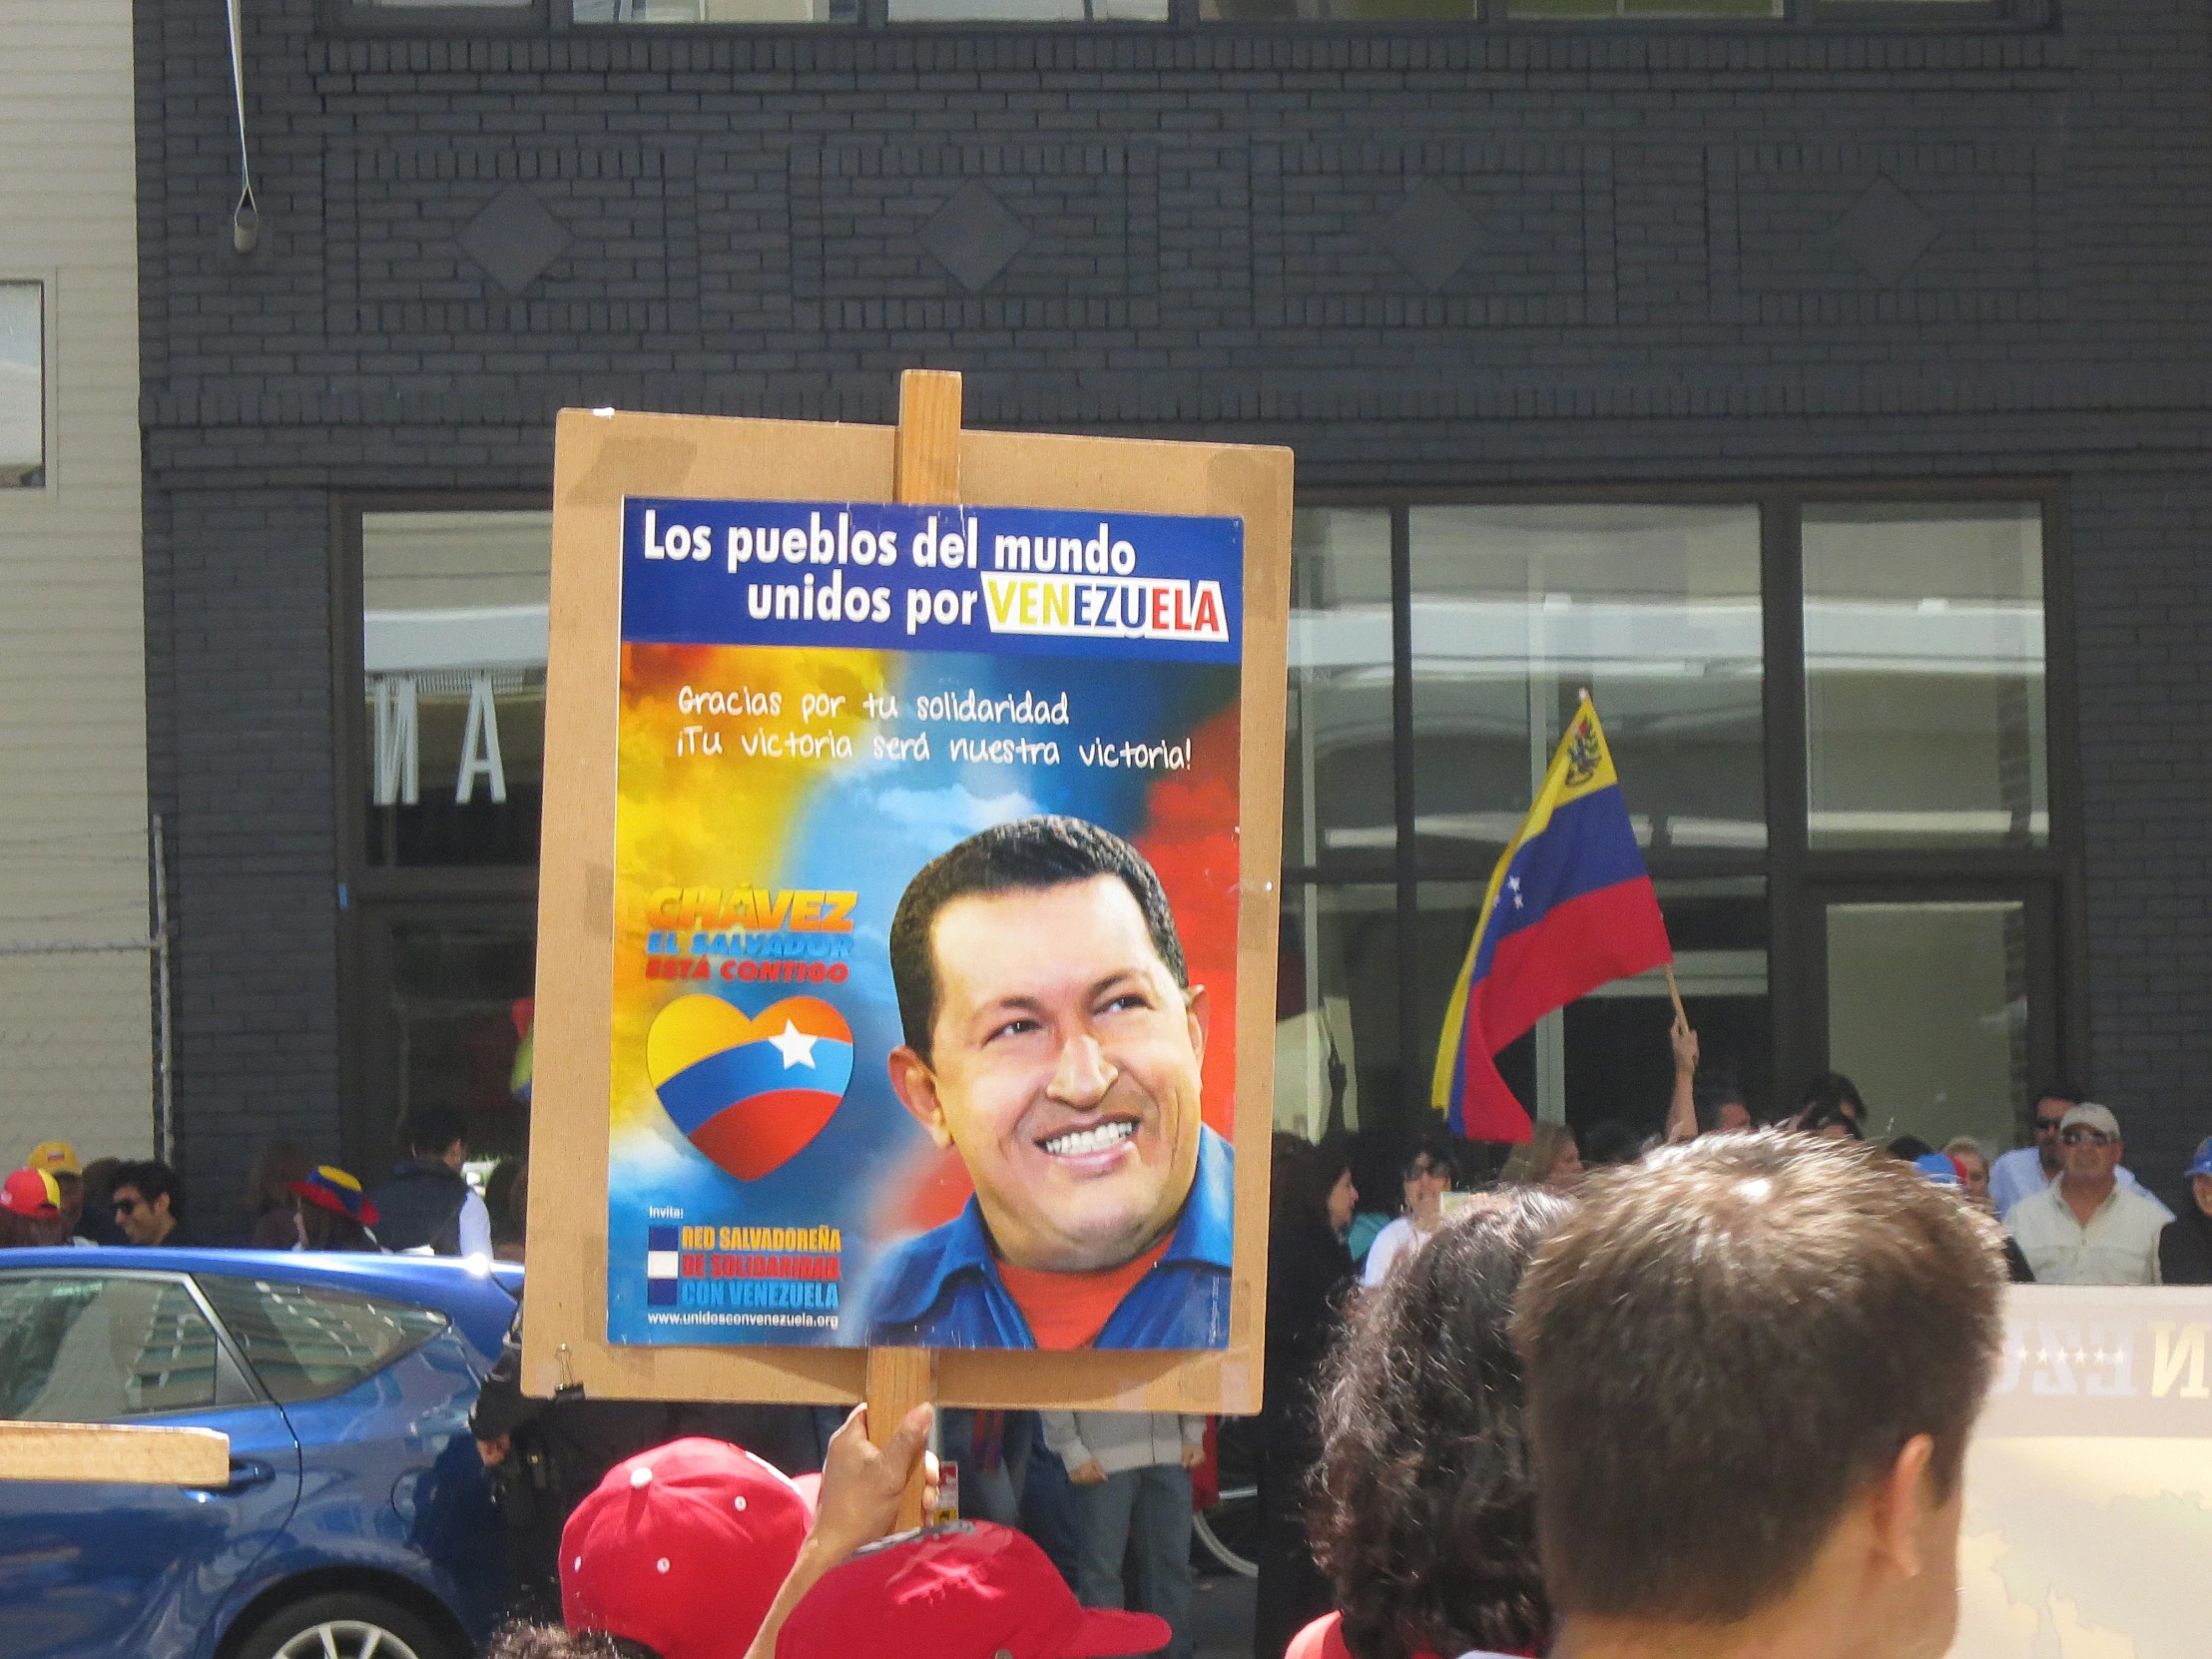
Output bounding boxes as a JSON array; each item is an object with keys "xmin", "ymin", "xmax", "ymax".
[
  {"xmin": 324, "ymin": 0, "xmax": 550, "ymax": 36},
  {"xmin": 1287, "ymin": 478, "xmax": 2080, "ymax": 1135},
  {"xmin": 191, "ymin": 1272, "xmax": 452, "ymax": 1406},
  {"xmin": 0, "ymin": 274, "xmax": 52, "ymax": 495},
  {"xmin": 316, "ymin": 0, "xmax": 2052, "ymax": 30},
  {"xmin": 0, "ymin": 1269, "xmax": 266, "ymax": 1422}
]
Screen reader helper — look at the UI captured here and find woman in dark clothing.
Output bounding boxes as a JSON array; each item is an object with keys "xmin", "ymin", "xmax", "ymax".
[
  {"xmin": 1254, "ymin": 1137, "xmax": 1360, "ymax": 1659},
  {"xmin": 2158, "ymin": 1137, "xmax": 2212, "ymax": 1285}
]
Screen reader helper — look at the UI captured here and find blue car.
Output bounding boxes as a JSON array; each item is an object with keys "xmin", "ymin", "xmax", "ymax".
[{"xmin": 0, "ymin": 1248, "xmax": 520, "ymax": 1659}]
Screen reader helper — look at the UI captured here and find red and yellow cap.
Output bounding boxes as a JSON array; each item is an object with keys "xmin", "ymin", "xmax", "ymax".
[{"xmin": 1, "ymin": 1168, "xmax": 63, "ymax": 1220}]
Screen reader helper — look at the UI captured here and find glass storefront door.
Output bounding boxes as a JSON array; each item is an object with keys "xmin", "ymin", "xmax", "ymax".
[
  {"xmin": 1812, "ymin": 888, "xmax": 2058, "ymax": 1155},
  {"xmin": 347, "ymin": 903, "xmax": 538, "ymax": 1172}
]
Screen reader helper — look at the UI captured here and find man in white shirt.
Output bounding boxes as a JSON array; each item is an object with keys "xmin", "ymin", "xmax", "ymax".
[
  {"xmin": 1986, "ymin": 1086, "xmax": 2168, "ymax": 1221},
  {"xmin": 2004, "ymin": 1103, "xmax": 2168, "ymax": 1286}
]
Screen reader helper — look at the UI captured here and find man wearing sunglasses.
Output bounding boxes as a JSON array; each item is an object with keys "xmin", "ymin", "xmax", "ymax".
[
  {"xmin": 109, "ymin": 1159, "xmax": 196, "ymax": 1249},
  {"xmin": 2003, "ymin": 1104, "xmax": 2168, "ymax": 1285},
  {"xmin": 1985, "ymin": 1085, "xmax": 2166, "ymax": 1222}
]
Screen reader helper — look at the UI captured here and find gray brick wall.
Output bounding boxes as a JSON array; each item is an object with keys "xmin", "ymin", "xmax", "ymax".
[{"xmin": 137, "ymin": 0, "xmax": 2212, "ymax": 1220}]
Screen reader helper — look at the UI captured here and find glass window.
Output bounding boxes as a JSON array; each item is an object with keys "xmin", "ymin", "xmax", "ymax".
[
  {"xmin": 888, "ymin": 0, "xmax": 1165, "ymax": 15},
  {"xmin": 1802, "ymin": 503, "xmax": 2046, "ymax": 848},
  {"xmin": 361, "ymin": 510, "xmax": 550, "ymax": 866},
  {"xmin": 1275, "ymin": 883, "xmax": 1397, "ymax": 1138},
  {"xmin": 1202, "ymin": 0, "xmax": 1476, "ymax": 17},
  {"xmin": 0, "ymin": 1277, "xmax": 220, "ymax": 1420},
  {"xmin": 0, "ymin": 281, "xmax": 42, "ymax": 489},
  {"xmin": 1508, "ymin": 0, "xmax": 1781, "ymax": 13},
  {"xmin": 1286, "ymin": 509, "xmax": 1394, "ymax": 875},
  {"xmin": 196, "ymin": 1277, "xmax": 448, "ymax": 1405},
  {"xmin": 574, "ymin": 0, "xmax": 856, "ymax": 18},
  {"xmin": 1825, "ymin": 899, "xmax": 2028, "ymax": 1151},
  {"xmin": 382, "ymin": 918, "xmax": 540, "ymax": 1160},
  {"xmin": 1407, "ymin": 505, "xmax": 1765, "ymax": 868}
]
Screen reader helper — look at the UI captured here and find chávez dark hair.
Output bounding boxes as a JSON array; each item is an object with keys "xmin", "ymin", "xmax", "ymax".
[
  {"xmin": 1512, "ymin": 1132, "xmax": 2005, "ymax": 1627},
  {"xmin": 888, "ymin": 816, "xmax": 1187, "ymax": 1063},
  {"xmin": 1309, "ymin": 1189, "xmax": 1572, "ymax": 1659}
]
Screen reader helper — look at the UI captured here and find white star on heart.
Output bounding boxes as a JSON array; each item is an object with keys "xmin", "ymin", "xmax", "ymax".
[{"xmin": 767, "ymin": 1019, "xmax": 819, "ymax": 1069}]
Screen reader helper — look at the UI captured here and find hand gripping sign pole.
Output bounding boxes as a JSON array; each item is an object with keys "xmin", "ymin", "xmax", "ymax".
[{"xmin": 523, "ymin": 370, "xmax": 1292, "ymax": 1518}]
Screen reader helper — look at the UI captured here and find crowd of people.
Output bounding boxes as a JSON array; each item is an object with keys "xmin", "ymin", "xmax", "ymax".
[
  {"xmin": 0, "ymin": 1105, "xmax": 531, "ymax": 1262},
  {"xmin": 470, "ymin": 1127, "xmax": 2022, "ymax": 1659},
  {"xmin": 7, "ymin": 1041, "xmax": 2209, "ymax": 1659}
]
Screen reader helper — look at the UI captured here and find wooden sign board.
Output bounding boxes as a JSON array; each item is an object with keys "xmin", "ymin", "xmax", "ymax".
[
  {"xmin": 523, "ymin": 374, "xmax": 1291, "ymax": 1425},
  {"xmin": 0, "ymin": 1420, "xmax": 230, "ymax": 1485}
]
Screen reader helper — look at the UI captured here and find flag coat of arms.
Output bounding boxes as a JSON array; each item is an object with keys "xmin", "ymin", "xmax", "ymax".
[{"xmin": 1430, "ymin": 695, "xmax": 1673, "ymax": 1143}]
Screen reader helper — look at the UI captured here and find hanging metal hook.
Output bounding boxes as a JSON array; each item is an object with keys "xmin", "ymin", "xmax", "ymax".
[{"xmin": 226, "ymin": 0, "xmax": 260, "ymax": 253}]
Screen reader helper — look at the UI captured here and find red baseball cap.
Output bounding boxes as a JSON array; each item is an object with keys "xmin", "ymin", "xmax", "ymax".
[
  {"xmin": 778, "ymin": 1521, "xmax": 1172, "ymax": 1659},
  {"xmin": 559, "ymin": 1437, "xmax": 814, "ymax": 1659},
  {"xmin": 0, "ymin": 1168, "xmax": 60, "ymax": 1220}
]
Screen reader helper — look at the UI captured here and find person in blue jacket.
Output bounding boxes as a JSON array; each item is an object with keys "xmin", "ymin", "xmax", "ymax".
[{"xmin": 866, "ymin": 816, "xmax": 1233, "ymax": 1352}]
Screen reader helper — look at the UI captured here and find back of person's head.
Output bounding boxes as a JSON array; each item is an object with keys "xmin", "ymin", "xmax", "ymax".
[
  {"xmin": 401, "ymin": 1106, "xmax": 468, "ymax": 1160},
  {"xmin": 1886, "ymin": 1135, "xmax": 1936, "ymax": 1162},
  {"xmin": 1577, "ymin": 1117, "xmax": 1645, "ymax": 1167},
  {"xmin": 1800, "ymin": 1069, "xmax": 1867, "ymax": 1118},
  {"xmin": 1693, "ymin": 1073, "xmax": 1752, "ymax": 1134},
  {"xmin": 244, "ymin": 1138, "xmax": 314, "ymax": 1214},
  {"xmin": 295, "ymin": 1201, "xmax": 376, "ymax": 1252},
  {"xmin": 487, "ymin": 1157, "xmax": 529, "ymax": 1245},
  {"xmin": 1512, "ymin": 1133, "xmax": 2005, "ymax": 1630},
  {"xmin": 1272, "ymin": 1135, "xmax": 1352, "ymax": 1235},
  {"xmin": 1498, "ymin": 1122, "xmax": 1576, "ymax": 1188},
  {"xmin": 1311, "ymin": 1188, "xmax": 1574, "ymax": 1659},
  {"xmin": 112, "ymin": 1159, "xmax": 181, "ymax": 1219},
  {"xmin": 1789, "ymin": 1098, "xmax": 1864, "ymax": 1140}
]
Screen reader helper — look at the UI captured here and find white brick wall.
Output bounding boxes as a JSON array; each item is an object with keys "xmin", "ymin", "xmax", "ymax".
[{"xmin": 0, "ymin": 0, "xmax": 154, "ymax": 1168}]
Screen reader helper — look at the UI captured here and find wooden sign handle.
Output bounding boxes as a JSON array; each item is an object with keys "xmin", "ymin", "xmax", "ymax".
[
  {"xmin": 895, "ymin": 368, "xmax": 962, "ymax": 506},
  {"xmin": 0, "ymin": 1419, "xmax": 231, "ymax": 1485},
  {"xmin": 864, "ymin": 367, "xmax": 963, "ymax": 1533},
  {"xmin": 866, "ymin": 1347, "xmax": 937, "ymax": 1531}
]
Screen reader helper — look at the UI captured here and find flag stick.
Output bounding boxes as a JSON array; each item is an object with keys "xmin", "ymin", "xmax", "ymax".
[{"xmin": 1662, "ymin": 961, "xmax": 1689, "ymax": 1035}]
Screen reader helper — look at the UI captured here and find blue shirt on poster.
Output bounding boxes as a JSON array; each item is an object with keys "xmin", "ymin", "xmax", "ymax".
[{"xmin": 864, "ymin": 1126, "xmax": 1236, "ymax": 1351}]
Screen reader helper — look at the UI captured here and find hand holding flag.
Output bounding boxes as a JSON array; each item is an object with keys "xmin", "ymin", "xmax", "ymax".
[{"xmin": 1429, "ymin": 694, "xmax": 1675, "ymax": 1143}]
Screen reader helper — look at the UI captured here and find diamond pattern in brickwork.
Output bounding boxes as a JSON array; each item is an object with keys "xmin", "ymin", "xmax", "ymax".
[{"xmin": 917, "ymin": 182, "xmax": 1030, "ymax": 295}]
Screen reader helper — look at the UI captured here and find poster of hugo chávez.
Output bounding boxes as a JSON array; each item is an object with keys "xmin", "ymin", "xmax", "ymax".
[{"xmin": 608, "ymin": 498, "xmax": 1243, "ymax": 1352}]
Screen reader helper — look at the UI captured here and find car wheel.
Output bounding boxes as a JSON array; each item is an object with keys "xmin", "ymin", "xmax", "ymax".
[{"xmin": 231, "ymin": 1590, "xmax": 459, "ymax": 1659}]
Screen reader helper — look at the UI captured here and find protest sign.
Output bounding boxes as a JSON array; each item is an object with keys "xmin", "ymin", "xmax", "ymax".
[
  {"xmin": 524, "ymin": 374, "xmax": 1291, "ymax": 1423},
  {"xmin": 1949, "ymin": 1284, "xmax": 2212, "ymax": 1658}
]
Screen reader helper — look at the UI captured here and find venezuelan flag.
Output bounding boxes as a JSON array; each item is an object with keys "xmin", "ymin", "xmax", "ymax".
[{"xmin": 1429, "ymin": 695, "xmax": 1672, "ymax": 1143}]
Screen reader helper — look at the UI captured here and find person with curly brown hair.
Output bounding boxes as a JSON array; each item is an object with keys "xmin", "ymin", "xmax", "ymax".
[{"xmin": 1296, "ymin": 1188, "xmax": 1574, "ymax": 1659}]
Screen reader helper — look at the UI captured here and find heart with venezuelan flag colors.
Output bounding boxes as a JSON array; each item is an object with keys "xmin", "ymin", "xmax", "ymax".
[{"xmin": 646, "ymin": 994, "xmax": 855, "ymax": 1182}]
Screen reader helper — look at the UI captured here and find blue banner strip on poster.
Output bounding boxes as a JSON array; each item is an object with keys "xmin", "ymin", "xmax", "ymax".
[
  {"xmin": 655, "ymin": 1041, "xmax": 856, "ymax": 1136},
  {"xmin": 618, "ymin": 498, "xmax": 1244, "ymax": 665}
]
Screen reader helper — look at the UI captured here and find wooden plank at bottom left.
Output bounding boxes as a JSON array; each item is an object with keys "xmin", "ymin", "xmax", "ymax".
[{"xmin": 0, "ymin": 1419, "xmax": 231, "ymax": 1485}]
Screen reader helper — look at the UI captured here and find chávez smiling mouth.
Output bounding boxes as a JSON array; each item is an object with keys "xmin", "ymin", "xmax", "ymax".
[{"xmin": 1039, "ymin": 1119, "xmax": 1138, "ymax": 1158}]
